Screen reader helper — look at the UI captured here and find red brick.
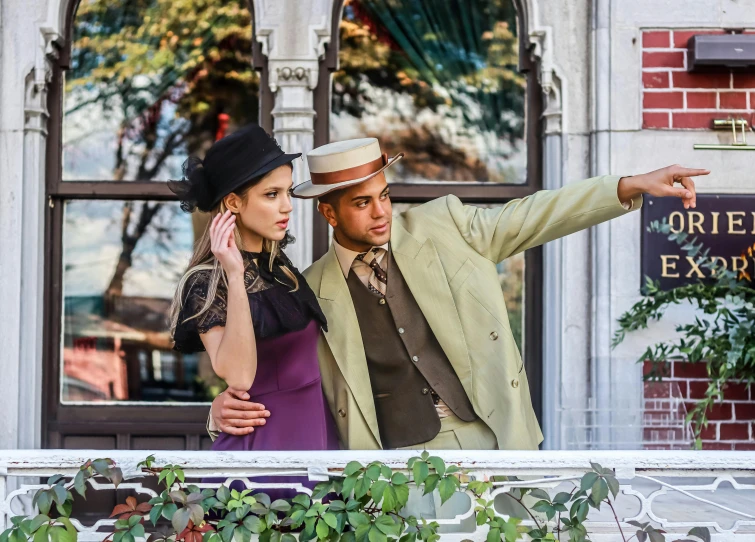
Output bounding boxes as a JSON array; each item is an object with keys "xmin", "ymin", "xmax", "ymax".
[
  {"xmin": 643, "ymin": 31, "xmax": 671, "ymax": 48},
  {"xmin": 673, "ymin": 361, "xmax": 709, "ymax": 379},
  {"xmin": 643, "ymin": 91, "xmax": 683, "ymax": 109},
  {"xmin": 686, "ymin": 402, "xmax": 732, "ymax": 420},
  {"xmin": 644, "ymin": 381, "xmax": 671, "ymax": 398},
  {"xmin": 643, "ymin": 112, "xmax": 670, "ymax": 128},
  {"xmin": 673, "ymin": 29, "xmax": 726, "ymax": 48},
  {"xmin": 643, "ymin": 51, "xmax": 685, "ymax": 69},
  {"xmin": 734, "ymin": 442, "xmax": 755, "ymax": 450},
  {"xmin": 687, "ymin": 381, "xmax": 714, "ymax": 400},
  {"xmin": 721, "ymin": 383, "xmax": 751, "ymax": 401},
  {"xmin": 686, "ymin": 91, "xmax": 718, "ymax": 109},
  {"xmin": 643, "ymin": 71, "xmax": 670, "ymax": 88},
  {"xmin": 719, "ymin": 422, "xmax": 750, "ymax": 440},
  {"xmin": 735, "ymin": 403, "xmax": 755, "ymax": 420},
  {"xmin": 699, "ymin": 423, "xmax": 717, "ymax": 440},
  {"xmin": 673, "ymin": 71, "xmax": 731, "ymax": 89},
  {"xmin": 719, "ymin": 92, "xmax": 748, "ymax": 109},
  {"xmin": 701, "ymin": 441, "xmax": 733, "ymax": 450},
  {"xmin": 733, "ymin": 73, "xmax": 755, "ymax": 89},
  {"xmin": 643, "ymin": 360, "xmax": 671, "ymax": 377}
]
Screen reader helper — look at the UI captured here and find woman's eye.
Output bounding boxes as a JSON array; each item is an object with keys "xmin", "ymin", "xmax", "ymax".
[{"xmin": 266, "ymin": 192, "xmax": 277, "ymax": 198}]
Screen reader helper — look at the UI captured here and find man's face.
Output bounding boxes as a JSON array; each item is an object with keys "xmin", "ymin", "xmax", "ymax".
[{"xmin": 318, "ymin": 173, "xmax": 392, "ymax": 252}]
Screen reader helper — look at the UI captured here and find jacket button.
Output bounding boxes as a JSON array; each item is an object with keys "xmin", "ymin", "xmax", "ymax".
[
  {"xmin": 511, "ymin": 379, "xmax": 519, "ymax": 388},
  {"xmin": 338, "ymin": 409, "xmax": 346, "ymax": 417},
  {"xmin": 422, "ymin": 388, "xmax": 429, "ymax": 395},
  {"xmin": 379, "ymin": 298, "xmax": 386, "ymax": 305},
  {"xmin": 412, "ymin": 356, "xmax": 419, "ymax": 362},
  {"xmin": 398, "ymin": 328, "xmax": 405, "ymax": 334},
  {"xmin": 490, "ymin": 331, "xmax": 499, "ymax": 340}
]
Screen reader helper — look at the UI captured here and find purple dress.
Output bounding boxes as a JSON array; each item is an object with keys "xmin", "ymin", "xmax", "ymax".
[{"xmin": 173, "ymin": 249, "xmax": 339, "ymax": 455}]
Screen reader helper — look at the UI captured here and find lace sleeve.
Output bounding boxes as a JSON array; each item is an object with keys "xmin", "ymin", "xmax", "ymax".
[{"xmin": 172, "ymin": 271, "xmax": 228, "ymax": 353}]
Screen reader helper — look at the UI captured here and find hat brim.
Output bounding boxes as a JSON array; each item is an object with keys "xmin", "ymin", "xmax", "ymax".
[
  {"xmin": 209, "ymin": 152, "xmax": 301, "ymax": 208},
  {"xmin": 292, "ymin": 154, "xmax": 403, "ymax": 199}
]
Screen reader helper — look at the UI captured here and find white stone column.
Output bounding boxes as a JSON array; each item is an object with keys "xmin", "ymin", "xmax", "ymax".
[{"xmin": 254, "ymin": 0, "xmax": 334, "ymax": 269}]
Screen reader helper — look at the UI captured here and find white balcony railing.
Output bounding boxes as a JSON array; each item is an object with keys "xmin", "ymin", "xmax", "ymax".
[{"xmin": 1, "ymin": 450, "xmax": 754, "ymax": 541}]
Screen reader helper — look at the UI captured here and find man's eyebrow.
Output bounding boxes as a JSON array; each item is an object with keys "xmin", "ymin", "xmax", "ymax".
[{"xmin": 351, "ymin": 195, "xmax": 372, "ymax": 202}]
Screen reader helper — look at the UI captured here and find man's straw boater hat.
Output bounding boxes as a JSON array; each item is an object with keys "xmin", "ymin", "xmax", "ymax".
[{"xmin": 292, "ymin": 138, "xmax": 403, "ymax": 199}]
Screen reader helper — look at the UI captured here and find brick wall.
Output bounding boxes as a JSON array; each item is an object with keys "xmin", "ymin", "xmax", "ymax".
[
  {"xmin": 643, "ymin": 361, "xmax": 755, "ymax": 450},
  {"xmin": 642, "ymin": 29, "xmax": 755, "ymax": 129}
]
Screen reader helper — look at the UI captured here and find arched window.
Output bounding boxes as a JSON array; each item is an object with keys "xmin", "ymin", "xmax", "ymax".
[
  {"xmin": 44, "ymin": 0, "xmax": 260, "ymax": 449},
  {"xmin": 315, "ymin": 0, "xmax": 542, "ymax": 420}
]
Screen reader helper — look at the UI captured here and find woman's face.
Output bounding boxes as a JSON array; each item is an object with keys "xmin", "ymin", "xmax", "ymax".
[{"xmin": 226, "ymin": 165, "xmax": 294, "ymax": 247}]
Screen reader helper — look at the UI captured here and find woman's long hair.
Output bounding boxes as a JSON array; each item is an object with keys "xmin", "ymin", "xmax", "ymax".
[{"xmin": 168, "ymin": 166, "xmax": 298, "ymax": 339}]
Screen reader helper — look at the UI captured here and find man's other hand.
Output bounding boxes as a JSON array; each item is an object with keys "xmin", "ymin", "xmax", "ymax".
[
  {"xmin": 211, "ymin": 388, "xmax": 270, "ymax": 436},
  {"xmin": 618, "ymin": 165, "xmax": 710, "ymax": 210}
]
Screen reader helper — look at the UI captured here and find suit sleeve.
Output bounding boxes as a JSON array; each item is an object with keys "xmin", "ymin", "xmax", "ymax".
[{"xmin": 446, "ymin": 175, "xmax": 642, "ymax": 263}]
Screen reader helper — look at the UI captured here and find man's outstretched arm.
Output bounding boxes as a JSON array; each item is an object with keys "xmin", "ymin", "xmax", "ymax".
[{"xmin": 447, "ymin": 165, "xmax": 708, "ymax": 263}]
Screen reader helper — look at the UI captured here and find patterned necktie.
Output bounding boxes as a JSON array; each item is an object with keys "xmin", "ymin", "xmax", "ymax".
[{"xmin": 356, "ymin": 248, "xmax": 388, "ymax": 297}]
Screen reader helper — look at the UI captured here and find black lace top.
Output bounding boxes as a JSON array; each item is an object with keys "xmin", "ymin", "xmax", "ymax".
[{"xmin": 172, "ymin": 250, "xmax": 327, "ymax": 354}]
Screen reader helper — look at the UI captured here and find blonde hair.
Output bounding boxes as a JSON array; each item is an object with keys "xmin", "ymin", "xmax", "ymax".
[{"xmin": 169, "ymin": 177, "xmax": 299, "ymax": 339}]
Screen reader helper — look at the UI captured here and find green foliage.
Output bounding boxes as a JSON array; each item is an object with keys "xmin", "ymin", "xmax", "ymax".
[
  {"xmin": 613, "ymin": 219, "xmax": 755, "ymax": 446},
  {"xmin": 0, "ymin": 458, "xmax": 710, "ymax": 542}
]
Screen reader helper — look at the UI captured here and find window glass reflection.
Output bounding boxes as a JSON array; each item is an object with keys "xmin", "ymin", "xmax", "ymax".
[
  {"xmin": 61, "ymin": 200, "xmax": 220, "ymax": 403},
  {"xmin": 334, "ymin": 0, "xmax": 526, "ymax": 184},
  {"xmin": 63, "ymin": 0, "xmax": 258, "ymax": 181}
]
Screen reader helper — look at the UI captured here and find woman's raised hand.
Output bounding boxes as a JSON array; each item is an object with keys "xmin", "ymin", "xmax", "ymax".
[{"xmin": 210, "ymin": 210, "xmax": 245, "ymax": 277}]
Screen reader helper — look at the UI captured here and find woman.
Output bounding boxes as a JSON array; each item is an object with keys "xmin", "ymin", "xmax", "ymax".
[{"xmin": 168, "ymin": 124, "xmax": 338, "ymax": 453}]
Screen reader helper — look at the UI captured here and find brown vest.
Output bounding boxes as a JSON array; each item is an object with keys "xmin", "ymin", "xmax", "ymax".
[{"xmin": 346, "ymin": 250, "xmax": 476, "ymax": 448}]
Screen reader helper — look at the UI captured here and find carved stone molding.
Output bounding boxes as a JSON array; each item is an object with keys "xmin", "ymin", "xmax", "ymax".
[
  {"xmin": 528, "ymin": 26, "xmax": 563, "ymax": 136},
  {"xmin": 24, "ymin": 28, "xmax": 61, "ymax": 135}
]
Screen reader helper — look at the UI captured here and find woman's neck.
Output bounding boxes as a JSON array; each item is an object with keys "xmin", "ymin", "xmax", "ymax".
[{"xmin": 238, "ymin": 227, "xmax": 264, "ymax": 253}]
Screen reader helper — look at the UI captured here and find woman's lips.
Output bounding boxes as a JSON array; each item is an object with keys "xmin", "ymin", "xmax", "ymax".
[{"xmin": 276, "ymin": 219, "xmax": 289, "ymax": 228}]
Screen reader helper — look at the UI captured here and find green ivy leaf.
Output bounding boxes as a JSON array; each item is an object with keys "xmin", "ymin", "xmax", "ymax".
[
  {"xmin": 590, "ymin": 478, "xmax": 609, "ymax": 506},
  {"xmin": 323, "ymin": 513, "xmax": 338, "ymax": 530},
  {"xmin": 171, "ymin": 507, "xmax": 191, "ymax": 534},
  {"xmin": 687, "ymin": 527, "xmax": 711, "ymax": 542},
  {"xmin": 438, "ymin": 477, "xmax": 457, "ymax": 504},
  {"xmin": 270, "ymin": 500, "xmax": 291, "ymax": 513},
  {"xmin": 381, "ymin": 486, "xmax": 397, "ymax": 512},
  {"xmin": 342, "ymin": 474, "xmax": 359, "ymax": 499},
  {"xmin": 579, "ymin": 472, "xmax": 599, "ymax": 492},
  {"xmin": 315, "ymin": 519, "xmax": 329, "ymax": 540},
  {"xmin": 365, "ymin": 465, "xmax": 381, "ymax": 482},
  {"xmin": 367, "ymin": 526, "xmax": 387, "ymax": 542},
  {"xmin": 413, "ymin": 462, "xmax": 429, "ymax": 486},
  {"xmin": 370, "ymin": 480, "xmax": 388, "ymax": 505},
  {"xmin": 344, "ymin": 462, "xmax": 363, "ymax": 477},
  {"xmin": 486, "ymin": 527, "xmax": 501, "ymax": 542},
  {"xmin": 427, "ymin": 457, "xmax": 445, "ymax": 477},
  {"xmin": 348, "ymin": 512, "xmax": 370, "ymax": 528},
  {"xmin": 293, "ymin": 494, "xmax": 311, "ymax": 508},
  {"xmin": 355, "ymin": 476, "xmax": 371, "ymax": 500},
  {"xmin": 391, "ymin": 472, "xmax": 409, "ymax": 485},
  {"xmin": 605, "ymin": 475, "xmax": 620, "ymax": 499},
  {"xmin": 423, "ymin": 474, "xmax": 440, "ymax": 495}
]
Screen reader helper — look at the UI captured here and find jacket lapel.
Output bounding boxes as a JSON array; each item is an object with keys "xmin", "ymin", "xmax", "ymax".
[
  {"xmin": 317, "ymin": 246, "xmax": 382, "ymax": 447},
  {"xmin": 390, "ymin": 223, "xmax": 473, "ymax": 389}
]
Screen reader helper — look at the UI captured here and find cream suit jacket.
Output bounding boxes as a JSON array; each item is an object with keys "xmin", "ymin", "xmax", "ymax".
[{"xmin": 302, "ymin": 175, "xmax": 641, "ymax": 450}]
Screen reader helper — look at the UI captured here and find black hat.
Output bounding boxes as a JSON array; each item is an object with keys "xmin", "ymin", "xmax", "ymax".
[{"xmin": 169, "ymin": 124, "xmax": 301, "ymax": 213}]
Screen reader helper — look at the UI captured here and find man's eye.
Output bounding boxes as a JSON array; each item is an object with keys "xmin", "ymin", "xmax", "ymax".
[{"xmin": 357, "ymin": 201, "xmax": 368, "ymax": 208}]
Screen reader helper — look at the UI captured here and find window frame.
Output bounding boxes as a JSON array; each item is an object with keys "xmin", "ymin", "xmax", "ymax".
[
  {"xmin": 41, "ymin": 0, "xmax": 269, "ymax": 449},
  {"xmin": 312, "ymin": 0, "xmax": 544, "ymax": 424}
]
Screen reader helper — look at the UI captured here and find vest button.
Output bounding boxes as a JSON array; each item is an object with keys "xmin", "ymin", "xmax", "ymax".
[
  {"xmin": 338, "ymin": 409, "xmax": 346, "ymax": 417},
  {"xmin": 412, "ymin": 356, "xmax": 419, "ymax": 362},
  {"xmin": 379, "ymin": 298, "xmax": 386, "ymax": 305},
  {"xmin": 490, "ymin": 331, "xmax": 499, "ymax": 340},
  {"xmin": 422, "ymin": 388, "xmax": 429, "ymax": 395},
  {"xmin": 398, "ymin": 328, "xmax": 405, "ymax": 334},
  {"xmin": 511, "ymin": 379, "xmax": 519, "ymax": 388}
]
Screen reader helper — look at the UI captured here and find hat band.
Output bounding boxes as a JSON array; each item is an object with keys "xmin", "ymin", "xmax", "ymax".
[{"xmin": 310, "ymin": 154, "xmax": 388, "ymax": 186}]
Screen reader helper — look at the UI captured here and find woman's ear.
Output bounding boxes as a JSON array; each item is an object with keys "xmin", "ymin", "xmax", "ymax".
[{"xmin": 224, "ymin": 192, "xmax": 243, "ymax": 213}]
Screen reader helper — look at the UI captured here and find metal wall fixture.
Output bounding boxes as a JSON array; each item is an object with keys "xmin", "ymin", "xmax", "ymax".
[{"xmin": 694, "ymin": 118, "xmax": 755, "ymax": 150}]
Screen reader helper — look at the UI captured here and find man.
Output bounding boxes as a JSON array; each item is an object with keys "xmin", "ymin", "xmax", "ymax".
[{"xmin": 209, "ymin": 137, "xmax": 706, "ymax": 451}]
